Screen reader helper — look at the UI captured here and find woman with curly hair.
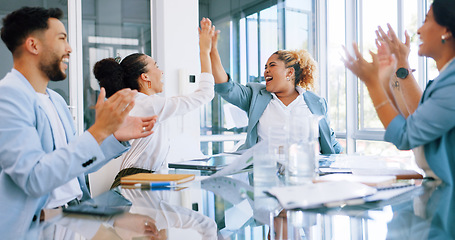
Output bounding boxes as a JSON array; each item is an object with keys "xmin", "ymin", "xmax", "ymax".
[{"xmin": 209, "ymin": 28, "xmax": 342, "ymax": 154}]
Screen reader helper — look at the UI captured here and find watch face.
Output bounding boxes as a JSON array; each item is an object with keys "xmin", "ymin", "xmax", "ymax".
[{"xmin": 396, "ymin": 68, "xmax": 409, "ymax": 79}]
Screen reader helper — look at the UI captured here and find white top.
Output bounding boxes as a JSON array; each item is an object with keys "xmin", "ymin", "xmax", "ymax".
[
  {"xmin": 120, "ymin": 73, "xmax": 214, "ymax": 171},
  {"xmin": 257, "ymin": 86, "xmax": 312, "ymax": 142},
  {"xmin": 37, "ymin": 92, "xmax": 82, "ymax": 209}
]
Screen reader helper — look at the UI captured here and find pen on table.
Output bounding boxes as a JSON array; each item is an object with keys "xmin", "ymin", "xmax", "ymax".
[{"xmin": 134, "ymin": 182, "xmax": 177, "ymax": 189}]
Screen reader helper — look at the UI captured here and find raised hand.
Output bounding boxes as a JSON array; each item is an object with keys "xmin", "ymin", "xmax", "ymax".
[
  {"xmin": 198, "ymin": 17, "xmax": 214, "ymax": 55},
  {"xmin": 211, "ymin": 25, "xmax": 220, "ymax": 53}
]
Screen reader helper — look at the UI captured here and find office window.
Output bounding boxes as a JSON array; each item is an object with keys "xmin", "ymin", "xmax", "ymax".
[
  {"xmin": 203, "ymin": 0, "xmax": 431, "ymax": 156},
  {"xmin": 285, "ymin": 0, "xmax": 313, "ymax": 53},
  {"xmin": 358, "ymin": 0, "xmax": 398, "ymax": 130},
  {"xmin": 81, "ymin": 0, "xmax": 151, "ymax": 130},
  {"xmin": 0, "ymin": 1, "xmax": 69, "ymax": 104},
  {"xmin": 247, "ymin": 13, "xmax": 260, "ymax": 82},
  {"xmin": 327, "ymin": 0, "xmax": 346, "ymax": 133},
  {"xmin": 201, "ymin": 0, "xmax": 316, "ymax": 154}
]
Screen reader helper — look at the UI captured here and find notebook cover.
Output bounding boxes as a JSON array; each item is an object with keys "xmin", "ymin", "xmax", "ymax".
[{"xmin": 120, "ymin": 173, "xmax": 195, "ymax": 185}]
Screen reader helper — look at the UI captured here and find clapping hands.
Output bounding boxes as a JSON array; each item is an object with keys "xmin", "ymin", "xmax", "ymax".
[{"xmin": 342, "ymin": 40, "xmax": 396, "ymax": 88}]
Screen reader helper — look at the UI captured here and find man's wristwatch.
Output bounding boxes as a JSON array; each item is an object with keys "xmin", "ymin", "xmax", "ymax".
[{"xmin": 396, "ymin": 67, "xmax": 415, "ymax": 79}]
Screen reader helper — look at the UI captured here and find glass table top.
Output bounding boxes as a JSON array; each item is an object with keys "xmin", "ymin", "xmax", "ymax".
[{"xmin": 33, "ymin": 169, "xmax": 454, "ymax": 240}]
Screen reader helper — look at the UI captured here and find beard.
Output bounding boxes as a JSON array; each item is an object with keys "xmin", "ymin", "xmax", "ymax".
[{"xmin": 39, "ymin": 52, "xmax": 67, "ymax": 82}]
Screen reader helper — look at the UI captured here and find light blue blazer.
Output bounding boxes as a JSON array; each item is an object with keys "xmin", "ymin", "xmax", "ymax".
[
  {"xmin": 0, "ymin": 69, "xmax": 129, "ymax": 239},
  {"xmin": 215, "ymin": 79, "xmax": 342, "ymax": 154},
  {"xmin": 385, "ymin": 59, "xmax": 455, "ymax": 185}
]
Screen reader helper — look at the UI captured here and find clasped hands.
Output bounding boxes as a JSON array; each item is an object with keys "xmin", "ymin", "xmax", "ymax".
[{"xmin": 89, "ymin": 88, "xmax": 158, "ymax": 144}]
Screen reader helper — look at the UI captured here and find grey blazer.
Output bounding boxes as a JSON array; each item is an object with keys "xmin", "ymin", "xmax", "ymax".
[{"xmin": 215, "ymin": 78, "xmax": 342, "ymax": 154}]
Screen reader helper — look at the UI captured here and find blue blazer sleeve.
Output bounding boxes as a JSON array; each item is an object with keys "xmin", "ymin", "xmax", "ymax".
[
  {"xmin": 0, "ymin": 82, "xmax": 128, "ymax": 197},
  {"xmin": 385, "ymin": 64, "xmax": 455, "ymax": 150},
  {"xmin": 214, "ymin": 78, "xmax": 253, "ymax": 112}
]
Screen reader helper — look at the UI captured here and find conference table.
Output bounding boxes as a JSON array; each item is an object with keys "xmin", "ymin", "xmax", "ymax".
[{"xmin": 34, "ymin": 158, "xmax": 454, "ymax": 240}]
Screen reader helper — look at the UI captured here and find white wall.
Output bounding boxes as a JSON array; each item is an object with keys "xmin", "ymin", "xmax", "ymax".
[{"xmin": 154, "ymin": 0, "xmax": 203, "ymax": 163}]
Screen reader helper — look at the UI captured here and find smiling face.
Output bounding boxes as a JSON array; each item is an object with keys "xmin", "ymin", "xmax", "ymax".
[
  {"xmin": 417, "ymin": 6, "xmax": 447, "ymax": 60},
  {"xmin": 38, "ymin": 18, "xmax": 71, "ymax": 81},
  {"xmin": 142, "ymin": 55, "xmax": 164, "ymax": 94},
  {"xmin": 263, "ymin": 54, "xmax": 295, "ymax": 94}
]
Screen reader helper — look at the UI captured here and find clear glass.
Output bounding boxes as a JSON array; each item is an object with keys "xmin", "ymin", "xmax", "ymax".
[
  {"xmin": 253, "ymin": 140, "xmax": 278, "ymax": 187},
  {"xmin": 82, "ymin": 0, "xmax": 151, "ymax": 129},
  {"xmin": 286, "ymin": 115, "xmax": 321, "ymax": 185}
]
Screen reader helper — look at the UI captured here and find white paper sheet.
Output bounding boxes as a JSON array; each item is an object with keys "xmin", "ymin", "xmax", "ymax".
[
  {"xmin": 207, "ymin": 141, "xmax": 266, "ymax": 178},
  {"xmin": 267, "ymin": 181, "xmax": 377, "ymax": 209}
]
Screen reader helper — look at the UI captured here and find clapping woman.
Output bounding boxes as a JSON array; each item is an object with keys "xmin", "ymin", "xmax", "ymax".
[{"xmin": 343, "ymin": 0, "xmax": 455, "ymax": 184}]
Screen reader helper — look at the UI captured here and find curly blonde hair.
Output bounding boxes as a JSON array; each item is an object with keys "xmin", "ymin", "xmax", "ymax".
[{"xmin": 273, "ymin": 49, "xmax": 317, "ymax": 90}]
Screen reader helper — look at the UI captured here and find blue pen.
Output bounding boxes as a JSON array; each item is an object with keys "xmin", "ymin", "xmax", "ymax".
[{"xmin": 134, "ymin": 182, "xmax": 177, "ymax": 189}]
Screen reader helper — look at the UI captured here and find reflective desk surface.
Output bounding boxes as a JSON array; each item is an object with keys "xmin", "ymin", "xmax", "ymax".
[{"xmin": 33, "ymin": 169, "xmax": 454, "ymax": 240}]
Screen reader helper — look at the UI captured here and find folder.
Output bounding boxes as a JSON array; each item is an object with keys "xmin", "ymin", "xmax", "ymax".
[{"xmin": 120, "ymin": 173, "xmax": 195, "ymax": 186}]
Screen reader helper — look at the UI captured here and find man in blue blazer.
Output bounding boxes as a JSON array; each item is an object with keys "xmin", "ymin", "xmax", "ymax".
[{"xmin": 0, "ymin": 7, "xmax": 156, "ymax": 238}]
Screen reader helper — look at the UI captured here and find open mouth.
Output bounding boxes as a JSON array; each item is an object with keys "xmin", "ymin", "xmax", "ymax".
[
  {"xmin": 61, "ymin": 57, "xmax": 69, "ymax": 69},
  {"xmin": 265, "ymin": 76, "xmax": 273, "ymax": 83}
]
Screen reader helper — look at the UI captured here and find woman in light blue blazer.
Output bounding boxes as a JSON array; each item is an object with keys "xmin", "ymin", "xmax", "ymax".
[
  {"xmin": 209, "ymin": 22, "xmax": 342, "ymax": 154},
  {"xmin": 343, "ymin": 0, "xmax": 455, "ymax": 185}
]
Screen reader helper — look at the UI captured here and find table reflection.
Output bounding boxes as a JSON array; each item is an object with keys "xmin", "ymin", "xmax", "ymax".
[{"xmin": 35, "ymin": 171, "xmax": 455, "ymax": 240}]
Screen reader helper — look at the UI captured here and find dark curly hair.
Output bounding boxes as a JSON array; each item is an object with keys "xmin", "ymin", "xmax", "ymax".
[
  {"xmin": 93, "ymin": 53, "xmax": 148, "ymax": 98},
  {"xmin": 1, "ymin": 7, "xmax": 63, "ymax": 55}
]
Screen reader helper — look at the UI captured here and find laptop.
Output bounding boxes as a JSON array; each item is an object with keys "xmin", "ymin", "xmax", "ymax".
[{"xmin": 168, "ymin": 154, "xmax": 243, "ymax": 171}]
